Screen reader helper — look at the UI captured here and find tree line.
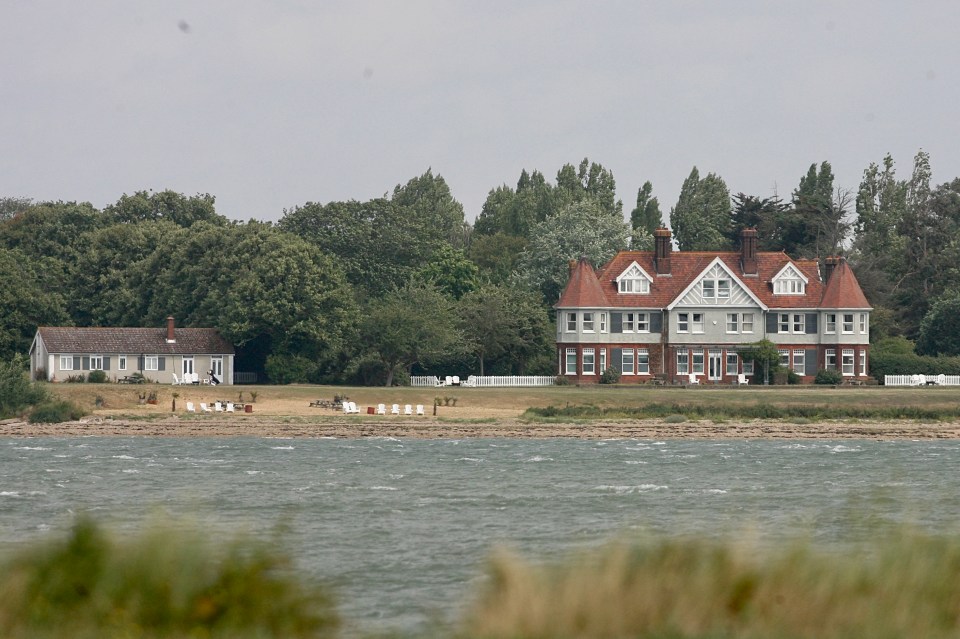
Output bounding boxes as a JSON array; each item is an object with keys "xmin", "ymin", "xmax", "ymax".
[{"xmin": 3, "ymin": 151, "xmax": 959, "ymax": 385}]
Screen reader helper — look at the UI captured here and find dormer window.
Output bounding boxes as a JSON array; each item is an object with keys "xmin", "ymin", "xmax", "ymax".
[
  {"xmin": 616, "ymin": 262, "xmax": 652, "ymax": 294},
  {"xmin": 702, "ymin": 278, "xmax": 731, "ymax": 299},
  {"xmin": 772, "ymin": 264, "xmax": 807, "ymax": 295}
]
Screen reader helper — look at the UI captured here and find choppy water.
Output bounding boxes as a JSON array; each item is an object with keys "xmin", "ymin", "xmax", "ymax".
[{"xmin": 3, "ymin": 436, "xmax": 960, "ymax": 635}]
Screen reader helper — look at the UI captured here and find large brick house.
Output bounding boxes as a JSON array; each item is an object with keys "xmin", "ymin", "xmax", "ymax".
[{"xmin": 555, "ymin": 228, "xmax": 872, "ymax": 384}]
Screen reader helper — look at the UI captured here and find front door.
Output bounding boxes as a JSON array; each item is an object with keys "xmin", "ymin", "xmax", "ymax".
[
  {"xmin": 708, "ymin": 351, "xmax": 723, "ymax": 381},
  {"xmin": 182, "ymin": 356, "xmax": 195, "ymax": 377}
]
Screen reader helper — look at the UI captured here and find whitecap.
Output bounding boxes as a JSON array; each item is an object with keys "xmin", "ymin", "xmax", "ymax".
[
  {"xmin": 121, "ymin": 469, "xmax": 140, "ymax": 474},
  {"xmin": 113, "ymin": 455, "xmax": 136, "ymax": 459},
  {"xmin": 370, "ymin": 486, "xmax": 398, "ymax": 491},
  {"xmin": 0, "ymin": 491, "xmax": 20, "ymax": 497},
  {"xmin": 829, "ymin": 445, "xmax": 861, "ymax": 454},
  {"xmin": 271, "ymin": 446, "xmax": 295, "ymax": 450},
  {"xmin": 456, "ymin": 457, "xmax": 484, "ymax": 462},
  {"xmin": 525, "ymin": 456, "xmax": 553, "ymax": 462},
  {"xmin": 245, "ymin": 470, "xmax": 262, "ymax": 475},
  {"xmin": 15, "ymin": 446, "xmax": 51, "ymax": 451},
  {"xmin": 624, "ymin": 460, "xmax": 647, "ymax": 465},
  {"xmin": 595, "ymin": 484, "xmax": 667, "ymax": 494}
]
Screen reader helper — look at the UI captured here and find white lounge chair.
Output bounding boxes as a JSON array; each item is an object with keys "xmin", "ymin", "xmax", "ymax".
[
  {"xmin": 938, "ymin": 374, "xmax": 947, "ymax": 386},
  {"xmin": 199, "ymin": 402, "xmax": 212, "ymax": 413},
  {"xmin": 214, "ymin": 401, "xmax": 224, "ymax": 412},
  {"xmin": 226, "ymin": 402, "xmax": 235, "ymax": 412},
  {"xmin": 172, "ymin": 374, "xmax": 181, "ymax": 385},
  {"xmin": 376, "ymin": 403, "xmax": 386, "ymax": 415},
  {"xmin": 737, "ymin": 373, "xmax": 748, "ymax": 386},
  {"xmin": 186, "ymin": 402, "xmax": 196, "ymax": 413},
  {"xmin": 415, "ymin": 404, "xmax": 424, "ymax": 416},
  {"xmin": 391, "ymin": 404, "xmax": 400, "ymax": 415},
  {"xmin": 688, "ymin": 373, "xmax": 700, "ymax": 385},
  {"xmin": 444, "ymin": 376, "xmax": 454, "ymax": 386},
  {"xmin": 343, "ymin": 401, "xmax": 360, "ymax": 414},
  {"xmin": 917, "ymin": 374, "xmax": 927, "ymax": 386},
  {"xmin": 404, "ymin": 404, "xmax": 412, "ymax": 415},
  {"xmin": 451, "ymin": 376, "xmax": 461, "ymax": 386}
]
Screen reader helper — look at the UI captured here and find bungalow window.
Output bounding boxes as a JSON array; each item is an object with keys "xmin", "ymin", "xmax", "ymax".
[
  {"xmin": 622, "ymin": 349, "xmax": 635, "ymax": 375},
  {"xmin": 842, "ymin": 349, "xmax": 855, "ymax": 375},
  {"xmin": 145, "ymin": 356, "xmax": 159, "ymax": 371},
  {"xmin": 89, "ymin": 356, "xmax": 104, "ymax": 371},
  {"xmin": 636, "ymin": 348, "xmax": 649, "ymax": 374},
  {"xmin": 565, "ymin": 348, "xmax": 577, "ymax": 375},
  {"xmin": 792, "ymin": 350, "xmax": 805, "ymax": 375},
  {"xmin": 676, "ymin": 351, "xmax": 689, "ymax": 375},
  {"xmin": 582, "ymin": 348, "xmax": 595, "ymax": 374},
  {"xmin": 742, "ymin": 313, "xmax": 754, "ymax": 333},
  {"xmin": 118, "ymin": 356, "xmax": 127, "ymax": 371},
  {"xmin": 692, "ymin": 313, "xmax": 704, "ymax": 334},
  {"xmin": 677, "ymin": 313, "xmax": 689, "ymax": 333},
  {"xmin": 566, "ymin": 312, "xmax": 577, "ymax": 332},
  {"xmin": 582, "ymin": 312, "xmax": 594, "ymax": 332},
  {"xmin": 726, "ymin": 313, "xmax": 738, "ymax": 333},
  {"xmin": 825, "ymin": 313, "xmax": 837, "ymax": 333},
  {"xmin": 842, "ymin": 314, "xmax": 854, "ymax": 333},
  {"xmin": 825, "ymin": 349, "xmax": 836, "ymax": 370},
  {"xmin": 60, "ymin": 355, "xmax": 74, "ymax": 370}
]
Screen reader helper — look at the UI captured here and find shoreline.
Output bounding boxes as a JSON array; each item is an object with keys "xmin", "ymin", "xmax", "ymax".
[{"xmin": 3, "ymin": 416, "xmax": 960, "ymax": 439}]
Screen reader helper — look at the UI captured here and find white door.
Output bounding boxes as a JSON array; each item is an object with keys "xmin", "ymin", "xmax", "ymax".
[
  {"xmin": 182, "ymin": 357, "xmax": 195, "ymax": 376},
  {"xmin": 211, "ymin": 357, "xmax": 223, "ymax": 380},
  {"xmin": 708, "ymin": 351, "xmax": 723, "ymax": 381}
]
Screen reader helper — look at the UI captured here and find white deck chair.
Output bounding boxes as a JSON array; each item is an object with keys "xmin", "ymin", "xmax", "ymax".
[
  {"xmin": 415, "ymin": 404, "xmax": 425, "ymax": 416},
  {"xmin": 350, "ymin": 402, "xmax": 361, "ymax": 414},
  {"xmin": 737, "ymin": 373, "xmax": 748, "ymax": 386},
  {"xmin": 172, "ymin": 374, "xmax": 181, "ymax": 385},
  {"xmin": 226, "ymin": 402, "xmax": 235, "ymax": 412},
  {"xmin": 214, "ymin": 401, "xmax": 224, "ymax": 412},
  {"xmin": 199, "ymin": 402, "xmax": 212, "ymax": 413},
  {"xmin": 917, "ymin": 374, "xmax": 927, "ymax": 386},
  {"xmin": 343, "ymin": 401, "xmax": 352, "ymax": 414},
  {"xmin": 444, "ymin": 375, "xmax": 453, "ymax": 386},
  {"xmin": 186, "ymin": 402, "xmax": 196, "ymax": 413},
  {"xmin": 451, "ymin": 376, "xmax": 461, "ymax": 386},
  {"xmin": 404, "ymin": 404, "xmax": 412, "ymax": 415},
  {"xmin": 938, "ymin": 374, "xmax": 947, "ymax": 386},
  {"xmin": 376, "ymin": 403, "xmax": 386, "ymax": 415},
  {"xmin": 688, "ymin": 373, "xmax": 700, "ymax": 385},
  {"xmin": 390, "ymin": 403, "xmax": 400, "ymax": 415}
]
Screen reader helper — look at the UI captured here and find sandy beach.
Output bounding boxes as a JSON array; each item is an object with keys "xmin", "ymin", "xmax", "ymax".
[{"xmin": 3, "ymin": 415, "xmax": 960, "ymax": 439}]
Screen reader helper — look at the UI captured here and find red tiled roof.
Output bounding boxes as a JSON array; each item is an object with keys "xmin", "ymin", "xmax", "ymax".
[
  {"xmin": 37, "ymin": 327, "xmax": 234, "ymax": 355},
  {"xmin": 556, "ymin": 249, "xmax": 868, "ymax": 310},
  {"xmin": 556, "ymin": 257, "xmax": 608, "ymax": 307},
  {"xmin": 820, "ymin": 258, "xmax": 871, "ymax": 309}
]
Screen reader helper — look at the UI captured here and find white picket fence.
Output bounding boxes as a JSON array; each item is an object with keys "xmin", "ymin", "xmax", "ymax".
[
  {"xmin": 409, "ymin": 375, "xmax": 557, "ymax": 388},
  {"xmin": 884, "ymin": 374, "xmax": 960, "ymax": 386}
]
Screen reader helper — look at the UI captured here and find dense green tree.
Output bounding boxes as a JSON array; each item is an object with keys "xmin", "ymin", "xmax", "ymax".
[
  {"xmin": 0, "ymin": 248, "xmax": 71, "ymax": 360},
  {"xmin": 516, "ymin": 200, "xmax": 630, "ymax": 303},
  {"xmin": 785, "ymin": 162, "xmax": 850, "ymax": 258},
  {"xmin": 854, "ymin": 154, "xmax": 907, "ymax": 258},
  {"xmin": 467, "ymin": 232, "xmax": 528, "ymax": 284},
  {"xmin": 359, "ymin": 282, "xmax": 465, "ymax": 386},
  {"xmin": 555, "ymin": 158, "xmax": 622, "ymax": 218},
  {"xmin": 416, "ymin": 245, "xmax": 480, "ymax": 300},
  {"xmin": 916, "ymin": 291, "xmax": 960, "ymax": 356},
  {"xmin": 630, "ymin": 181, "xmax": 662, "ymax": 237},
  {"xmin": 670, "ymin": 167, "xmax": 732, "ymax": 250},
  {"xmin": 729, "ymin": 193, "xmax": 790, "ymax": 250},
  {"xmin": 0, "ymin": 201, "xmax": 106, "ymax": 270},
  {"xmin": 0, "ymin": 354, "xmax": 49, "ymax": 418},
  {"xmin": 458, "ymin": 284, "xmax": 552, "ymax": 375},
  {"xmin": 105, "ymin": 190, "xmax": 224, "ymax": 227},
  {"xmin": 0, "ymin": 197, "xmax": 32, "ymax": 222},
  {"xmin": 391, "ymin": 169, "xmax": 468, "ymax": 248}
]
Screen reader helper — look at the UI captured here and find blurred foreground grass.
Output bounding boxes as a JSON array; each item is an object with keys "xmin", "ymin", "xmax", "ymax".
[{"xmin": 5, "ymin": 518, "xmax": 960, "ymax": 638}]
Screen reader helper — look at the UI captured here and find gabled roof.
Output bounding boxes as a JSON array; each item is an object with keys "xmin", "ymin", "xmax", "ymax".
[
  {"xmin": 819, "ymin": 258, "xmax": 871, "ymax": 309},
  {"xmin": 556, "ymin": 257, "xmax": 608, "ymax": 307},
  {"xmin": 666, "ymin": 256, "xmax": 767, "ymax": 311},
  {"xmin": 36, "ymin": 327, "xmax": 235, "ymax": 355},
  {"xmin": 556, "ymin": 250, "xmax": 841, "ymax": 310}
]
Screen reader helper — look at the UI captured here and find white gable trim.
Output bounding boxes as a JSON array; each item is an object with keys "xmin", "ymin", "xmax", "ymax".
[
  {"xmin": 666, "ymin": 257, "xmax": 768, "ymax": 311},
  {"xmin": 771, "ymin": 262, "xmax": 808, "ymax": 284}
]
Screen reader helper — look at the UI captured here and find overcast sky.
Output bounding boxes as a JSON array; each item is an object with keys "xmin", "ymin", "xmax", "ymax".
[{"xmin": 4, "ymin": 1, "xmax": 959, "ymax": 224}]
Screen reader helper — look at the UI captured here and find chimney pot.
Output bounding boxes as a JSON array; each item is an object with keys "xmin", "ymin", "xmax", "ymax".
[
  {"xmin": 740, "ymin": 228, "xmax": 758, "ymax": 275},
  {"xmin": 166, "ymin": 316, "xmax": 176, "ymax": 343},
  {"xmin": 654, "ymin": 228, "xmax": 672, "ymax": 275}
]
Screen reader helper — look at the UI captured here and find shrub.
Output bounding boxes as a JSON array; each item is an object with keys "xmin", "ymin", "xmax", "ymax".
[
  {"xmin": 265, "ymin": 353, "xmax": 317, "ymax": 385},
  {"xmin": 0, "ymin": 354, "xmax": 49, "ymax": 419},
  {"xmin": 0, "ymin": 517, "xmax": 339, "ymax": 639},
  {"xmin": 65, "ymin": 374, "xmax": 86, "ymax": 383},
  {"xmin": 815, "ymin": 368, "xmax": 843, "ymax": 385},
  {"xmin": 787, "ymin": 370, "xmax": 801, "ymax": 384},
  {"xmin": 663, "ymin": 414, "xmax": 687, "ymax": 423},
  {"xmin": 87, "ymin": 370, "xmax": 107, "ymax": 384},
  {"xmin": 33, "ymin": 367, "xmax": 47, "ymax": 381},
  {"xmin": 28, "ymin": 399, "xmax": 85, "ymax": 423},
  {"xmin": 554, "ymin": 375, "xmax": 572, "ymax": 386},
  {"xmin": 599, "ymin": 367, "xmax": 621, "ymax": 384}
]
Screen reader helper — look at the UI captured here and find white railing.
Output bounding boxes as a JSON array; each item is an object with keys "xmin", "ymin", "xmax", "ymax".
[
  {"xmin": 884, "ymin": 374, "xmax": 960, "ymax": 386},
  {"xmin": 410, "ymin": 375, "xmax": 557, "ymax": 387},
  {"xmin": 464, "ymin": 375, "xmax": 556, "ymax": 387}
]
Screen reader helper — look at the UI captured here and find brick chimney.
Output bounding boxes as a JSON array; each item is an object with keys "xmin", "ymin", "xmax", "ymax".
[
  {"xmin": 654, "ymin": 228, "xmax": 672, "ymax": 275},
  {"xmin": 740, "ymin": 228, "xmax": 758, "ymax": 275},
  {"xmin": 166, "ymin": 316, "xmax": 176, "ymax": 343},
  {"xmin": 823, "ymin": 256, "xmax": 839, "ymax": 283}
]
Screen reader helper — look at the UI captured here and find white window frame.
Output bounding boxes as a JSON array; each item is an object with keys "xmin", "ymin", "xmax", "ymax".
[
  {"xmin": 742, "ymin": 313, "xmax": 754, "ymax": 333},
  {"xmin": 778, "ymin": 349, "xmax": 790, "ymax": 367},
  {"xmin": 842, "ymin": 313, "xmax": 854, "ymax": 334},
  {"xmin": 825, "ymin": 313, "xmax": 836, "ymax": 334},
  {"xmin": 677, "ymin": 313, "xmax": 689, "ymax": 333},
  {"xmin": 622, "ymin": 349, "xmax": 635, "ymax": 375},
  {"xmin": 60, "ymin": 355, "xmax": 74, "ymax": 371},
  {"xmin": 636, "ymin": 312, "xmax": 649, "ymax": 333},
  {"xmin": 702, "ymin": 280, "xmax": 715, "ymax": 299},
  {"xmin": 726, "ymin": 313, "xmax": 738, "ymax": 333},
  {"xmin": 617, "ymin": 263, "xmax": 651, "ymax": 294},
  {"xmin": 692, "ymin": 350, "xmax": 705, "ymax": 374},
  {"xmin": 118, "ymin": 355, "xmax": 127, "ymax": 371},
  {"xmin": 566, "ymin": 312, "xmax": 577, "ymax": 333},
  {"xmin": 825, "ymin": 349, "xmax": 836, "ymax": 370},
  {"xmin": 676, "ymin": 351, "xmax": 689, "ymax": 375},
  {"xmin": 582, "ymin": 312, "xmax": 594, "ymax": 332},
  {"xmin": 793, "ymin": 314, "xmax": 805, "ymax": 334},
  {"xmin": 565, "ymin": 348, "xmax": 577, "ymax": 375},
  {"xmin": 599, "ymin": 348, "xmax": 606, "ymax": 373},
  {"xmin": 743, "ymin": 360, "xmax": 754, "ymax": 376},
  {"xmin": 89, "ymin": 355, "xmax": 104, "ymax": 371},
  {"xmin": 842, "ymin": 349, "xmax": 855, "ymax": 376},
  {"xmin": 636, "ymin": 348, "xmax": 649, "ymax": 375},
  {"xmin": 717, "ymin": 279, "xmax": 730, "ymax": 298},
  {"xmin": 623, "ymin": 312, "xmax": 635, "ymax": 332},
  {"xmin": 210, "ymin": 356, "xmax": 223, "ymax": 378},
  {"xmin": 792, "ymin": 350, "xmax": 805, "ymax": 375},
  {"xmin": 145, "ymin": 356, "xmax": 159, "ymax": 371},
  {"xmin": 779, "ymin": 313, "xmax": 790, "ymax": 333},
  {"xmin": 859, "ymin": 350, "xmax": 867, "ymax": 376},
  {"xmin": 582, "ymin": 348, "xmax": 595, "ymax": 375},
  {"xmin": 692, "ymin": 313, "xmax": 704, "ymax": 334},
  {"xmin": 859, "ymin": 313, "xmax": 867, "ymax": 333},
  {"xmin": 599, "ymin": 312, "xmax": 607, "ymax": 333},
  {"xmin": 726, "ymin": 353, "xmax": 739, "ymax": 376}
]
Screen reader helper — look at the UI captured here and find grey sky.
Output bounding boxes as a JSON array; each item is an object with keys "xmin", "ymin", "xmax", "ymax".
[{"xmin": 4, "ymin": 1, "xmax": 959, "ymax": 224}]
